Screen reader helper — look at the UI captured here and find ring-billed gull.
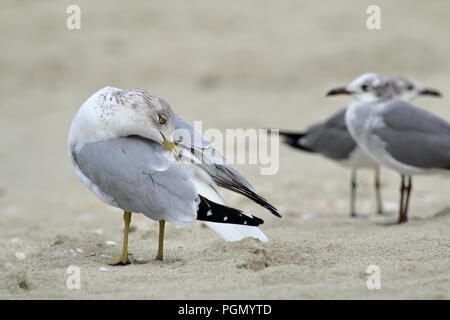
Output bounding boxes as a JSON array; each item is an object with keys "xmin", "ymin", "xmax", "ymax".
[
  {"xmin": 275, "ymin": 75, "xmax": 441, "ymax": 217},
  {"xmin": 330, "ymin": 73, "xmax": 448, "ymax": 223},
  {"xmin": 68, "ymin": 87, "xmax": 280, "ymax": 264}
]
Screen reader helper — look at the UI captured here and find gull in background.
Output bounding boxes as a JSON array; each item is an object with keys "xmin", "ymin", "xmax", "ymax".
[
  {"xmin": 389, "ymin": 75, "xmax": 442, "ymax": 101},
  {"xmin": 330, "ymin": 73, "xmax": 448, "ymax": 223},
  {"xmin": 68, "ymin": 87, "xmax": 281, "ymax": 264},
  {"xmin": 277, "ymin": 75, "xmax": 441, "ymax": 217}
]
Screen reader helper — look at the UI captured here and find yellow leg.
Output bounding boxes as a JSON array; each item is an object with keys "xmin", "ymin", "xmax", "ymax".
[
  {"xmin": 109, "ymin": 211, "xmax": 132, "ymax": 265},
  {"xmin": 155, "ymin": 220, "xmax": 165, "ymax": 261}
]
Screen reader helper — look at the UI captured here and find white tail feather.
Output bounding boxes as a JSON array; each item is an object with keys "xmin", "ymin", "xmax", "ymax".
[{"xmin": 202, "ymin": 221, "xmax": 268, "ymax": 242}]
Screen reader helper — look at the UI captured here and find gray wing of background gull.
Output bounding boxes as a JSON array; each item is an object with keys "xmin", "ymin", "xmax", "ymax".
[
  {"xmin": 174, "ymin": 114, "xmax": 281, "ymax": 217},
  {"xmin": 279, "ymin": 108, "xmax": 357, "ymax": 160},
  {"xmin": 373, "ymin": 99, "xmax": 450, "ymax": 169},
  {"xmin": 73, "ymin": 136, "xmax": 263, "ymax": 226}
]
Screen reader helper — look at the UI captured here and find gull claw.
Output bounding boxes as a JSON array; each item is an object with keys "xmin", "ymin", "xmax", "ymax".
[{"xmin": 108, "ymin": 253, "xmax": 133, "ymax": 266}]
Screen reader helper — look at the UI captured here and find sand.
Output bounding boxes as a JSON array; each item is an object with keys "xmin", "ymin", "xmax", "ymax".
[{"xmin": 0, "ymin": 0, "xmax": 449, "ymax": 299}]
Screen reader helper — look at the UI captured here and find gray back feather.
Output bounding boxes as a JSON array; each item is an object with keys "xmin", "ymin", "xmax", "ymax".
[
  {"xmin": 374, "ymin": 99, "xmax": 450, "ymax": 169},
  {"xmin": 75, "ymin": 136, "xmax": 198, "ymax": 225},
  {"xmin": 302, "ymin": 108, "xmax": 357, "ymax": 160}
]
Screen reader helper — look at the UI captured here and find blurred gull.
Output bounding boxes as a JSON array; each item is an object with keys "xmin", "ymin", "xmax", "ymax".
[
  {"xmin": 330, "ymin": 73, "xmax": 448, "ymax": 223},
  {"xmin": 277, "ymin": 74, "xmax": 441, "ymax": 217},
  {"xmin": 68, "ymin": 87, "xmax": 281, "ymax": 264},
  {"xmin": 388, "ymin": 75, "xmax": 442, "ymax": 102}
]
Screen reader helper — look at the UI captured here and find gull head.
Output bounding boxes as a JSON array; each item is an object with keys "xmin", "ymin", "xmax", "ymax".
[
  {"xmin": 70, "ymin": 87, "xmax": 178, "ymax": 154},
  {"xmin": 326, "ymin": 73, "xmax": 395, "ymax": 103},
  {"xmin": 388, "ymin": 75, "xmax": 442, "ymax": 102}
]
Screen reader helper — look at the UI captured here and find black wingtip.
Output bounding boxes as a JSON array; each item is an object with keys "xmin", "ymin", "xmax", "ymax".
[
  {"xmin": 277, "ymin": 131, "xmax": 316, "ymax": 153},
  {"xmin": 248, "ymin": 192, "xmax": 282, "ymax": 218},
  {"xmin": 225, "ymin": 185, "xmax": 282, "ymax": 218},
  {"xmin": 265, "ymin": 130, "xmax": 314, "ymax": 152},
  {"xmin": 197, "ymin": 196, "xmax": 264, "ymax": 226}
]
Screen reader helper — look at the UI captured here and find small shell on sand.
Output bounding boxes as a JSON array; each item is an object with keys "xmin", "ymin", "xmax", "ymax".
[
  {"xmin": 98, "ymin": 267, "xmax": 108, "ymax": 272},
  {"xmin": 15, "ymin": 252, "xmax": 26, "ymax": 260}
]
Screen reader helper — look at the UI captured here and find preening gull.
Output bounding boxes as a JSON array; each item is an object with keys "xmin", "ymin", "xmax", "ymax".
[
  {"xmin": 330, "ymin": 73, "xmax": 449, "ymax": 223},
  {"xmin": 68, "ymin": 87, "xmax": 281, "ymax": 264},
  {"xmin": 276, "ymin": 75, "xmax": 441, "ymax": 217}
]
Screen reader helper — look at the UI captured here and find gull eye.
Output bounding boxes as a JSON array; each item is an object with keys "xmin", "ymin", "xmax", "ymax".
[
  {"xmin": 158, "ymin": 116, "xmax": 167, "ymax": 124},
  {"xmin": 361, "ymin": 84, "xmax": 369, "ymax": 91},
  {"xmin": 407, "ymin": 85, "xmax": 414, "ymax": 91}
]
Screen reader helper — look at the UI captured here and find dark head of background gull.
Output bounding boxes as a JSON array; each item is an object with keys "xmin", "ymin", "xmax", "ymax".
[
  {"xmin": 388, "ymin": 75, "xmax": 442, "ymax": 102},
  {"xmin": 328, "ymin": 73, "xmax": 396, "ymax": 102}
]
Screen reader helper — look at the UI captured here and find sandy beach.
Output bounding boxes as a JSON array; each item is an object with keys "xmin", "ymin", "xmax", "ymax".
[{"xmin": 0, "ymin": 0, "xmax": 449, "ymax": 299}]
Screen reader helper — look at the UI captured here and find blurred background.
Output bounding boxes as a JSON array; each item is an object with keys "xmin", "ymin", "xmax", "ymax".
[
  {"xmin": 2, "ymin": 0, "xmax": 449, "ymax": 222},
  {"xmin": 1, "ymin": 1, "xmax": 449, "ymax": 299}
]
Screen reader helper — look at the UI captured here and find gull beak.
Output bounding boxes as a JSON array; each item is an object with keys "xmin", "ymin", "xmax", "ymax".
[
  {"xmin": 419, "ymin": 88, "xmax": 442, "ymax": 98},
  {"xmin": 160, "ymin": 132, "xmax": 181, "ymax": 157},
  {"xmin": 326, "ymin": 87, "xmax": 352, "ymax": 96}
]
